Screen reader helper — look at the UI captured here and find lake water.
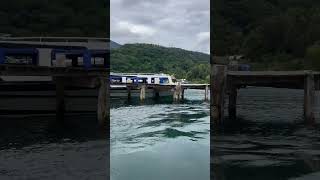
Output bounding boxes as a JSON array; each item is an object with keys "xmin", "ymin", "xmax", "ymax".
[
  {"xmin": 0, "ymin": 114, "xmax": 108, "ymax": 179},
  {"xmin": 1, "ymin": 87, "xmax": 319, "ymax": 180},
  {"xmin": 110, "ymin": 89, "xmax": 210, "ymax": 180},
  {"xmin": 213, "ymin": 87, "xmax": 320, "ymax": 180}
]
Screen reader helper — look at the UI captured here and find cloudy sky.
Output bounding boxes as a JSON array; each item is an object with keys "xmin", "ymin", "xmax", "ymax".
[{"xmin": 111, "ymin": 0, "xmax": 210, "ymax": 54}]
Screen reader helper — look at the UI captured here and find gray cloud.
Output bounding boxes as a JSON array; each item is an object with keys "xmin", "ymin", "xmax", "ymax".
[{"xmin": 111, "ymin": 0, "xmax": 210, "ymax": 53}]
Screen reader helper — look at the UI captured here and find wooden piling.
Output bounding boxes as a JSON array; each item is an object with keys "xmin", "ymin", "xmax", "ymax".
[
  {"xmin": 140, "ymin": 85, "xmax": 146, "ymax": 101},
  {"xmin": 211, "ymin": 65, "xmax": 227, "ymax": 124},
  {"xmin": 205, "ymin": 85, "xmax": 209, "ymax": 101},
  {"xmin": 228, "ymin": 84, "xmax": 237, "ymax": 120},
  {"xmin": 304, "ymin": 72, "xmax": 315, "ymax": 124},
  {"xmin": 97, "ymin": 77, "xmax": 108, "ymax": 126},
  {"xmin": 173, "ymin": 82, "xmax": 182, "ymax": 101},
  {"xmin": 181, "ymin": 88, "xmax": 185, "ymax": 100},
  {"xmin": 127, "ymin": 87, "xmax": 131, "ymax": 100},
  {"xmin": 55, "ymin": 76, "xmax": 65, "ymax": 121},
  {"xmin": 153, "ymin": 89, "xmax": 160, "ymax": 99}
]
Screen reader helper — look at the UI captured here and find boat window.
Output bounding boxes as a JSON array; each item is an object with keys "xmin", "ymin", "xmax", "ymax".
[{"xmin": 159, "ymin": 77, "xmax": 169, "ymax": 84}]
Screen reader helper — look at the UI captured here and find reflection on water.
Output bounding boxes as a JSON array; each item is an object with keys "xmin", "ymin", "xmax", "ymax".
[
  {"xmin": 111, "ymin": 89, "xmax": 210, "ymax": 180},
  {"xmin": 0, "ymin": 114, "xmax": 108, "ymax": 179},
  {"xmin": 213, "ymin": 87, "xmax": 320, "ymax": 180}
]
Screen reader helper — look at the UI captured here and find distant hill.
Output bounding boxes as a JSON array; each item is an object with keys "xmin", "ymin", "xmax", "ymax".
[
  {"xmin": 110, "ymin": 41, "xmax": 122, "ymax": 49},
  {"xmin": 111, "ymin": 43, "xmax": 210, "ymax": 83}
]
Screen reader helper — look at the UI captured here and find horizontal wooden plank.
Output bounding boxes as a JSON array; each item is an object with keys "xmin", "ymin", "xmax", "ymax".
[
  {"xmin": 0, "ymin": 65, "xmax": 108, "ymax": 77},
  {"xmin": 228, "ymin": 70, "xmax": 317, "ymax": 76}
]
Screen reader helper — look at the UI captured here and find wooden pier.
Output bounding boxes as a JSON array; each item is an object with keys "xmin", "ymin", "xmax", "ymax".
[
  {"xmin": 0, "ymin": 65, "xmax": 109, "ymax": 126},
  {"xmin": 0, "ymin": 37, "xmax": 109, "ymax": 127},
  {"xmin": 211, "ymin": 64, "xmax": 320, "ymax": 125},
  {"xmin": 110, "ymin": 83, "xmax": 210, "ymax": 101}
]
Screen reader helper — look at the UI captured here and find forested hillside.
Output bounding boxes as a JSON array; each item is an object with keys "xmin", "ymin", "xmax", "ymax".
[
  {"xmin": 0, "ymin": 0, "xmax": 107, "ymax": 36},
  {"xmin": 111, "ymin": 44, "xmax": 210, "ymax": 83},
  {"xmin": 212, "ymin": 0, "xmax": 320, "ymax": 70}
]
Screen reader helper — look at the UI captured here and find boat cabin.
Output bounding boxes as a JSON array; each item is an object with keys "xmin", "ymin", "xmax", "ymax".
[
  {"xmin": 0, "ymin": 48, "xmax": 39, "ymax": 65},
  {"xmin": 110, "ymin": 73, "xmax": 175, "ymax": 85}
]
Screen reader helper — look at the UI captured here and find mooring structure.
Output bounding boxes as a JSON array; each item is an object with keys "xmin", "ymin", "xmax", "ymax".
[
  {"xmin": 110, "ymin": 83, "xmax": 210, "ymax": 102},
  {"xmin": 0, "ymin": 37, "xmax": 109, "ymax": 126},
  {"xmin": 211, "ymin": 64, "xmax": 319, "ymax": 125}
]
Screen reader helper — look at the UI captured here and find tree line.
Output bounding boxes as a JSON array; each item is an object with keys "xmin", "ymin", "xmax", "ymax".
[
  {"xmin": 111, "ymin": 44, "xmax": 210, "ymax": 83},
  {"xmin": 0, "ymin": 0, "xmax": 107, "ymax": 37},
  {"xmin": 212, "ymin": 0, "xmax": 320, "ymax": 70}
]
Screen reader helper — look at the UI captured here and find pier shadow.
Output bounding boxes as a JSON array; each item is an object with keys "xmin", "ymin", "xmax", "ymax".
[
  {"xmin": 212, "ymin": 116, "xmax": 320, "ymax": 180},
  {"xmin": 0, "ymin": 113, "xmax": 108, "ymax": 150}
]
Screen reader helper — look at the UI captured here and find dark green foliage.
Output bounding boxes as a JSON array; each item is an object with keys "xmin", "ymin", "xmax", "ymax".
[
  {"xmin": 111, "ymin": 44, "xmax": 210, "ymax": 83},
  {"xmin": 213, "ymin": 0, "xmax": 320, "ymax": 70},
  {"xmin": 0, "ymin": 0, "xmax": 107, "ymax": 36}
]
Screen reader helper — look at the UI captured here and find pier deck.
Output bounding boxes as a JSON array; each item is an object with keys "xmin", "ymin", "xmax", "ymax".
[
  {"xmin": 211, "ymin": 65, "xmax": 319, "ymax": 125},
  {"xmin": 0, "ymin": 64, "xmax": 109, "ymax": 126},
  {"xmin": 110, "ymin": 82, "xmax": 210, "ymax": 101}
]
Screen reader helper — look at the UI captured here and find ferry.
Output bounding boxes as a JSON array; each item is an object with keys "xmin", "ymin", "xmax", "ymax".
[
  {"xmin": 110, "ymin": 73, "xmax": 177, "ymax": 98},
  {"xmin": 110, "ymin": 73, "xmax": 176, "ymax": 85}
]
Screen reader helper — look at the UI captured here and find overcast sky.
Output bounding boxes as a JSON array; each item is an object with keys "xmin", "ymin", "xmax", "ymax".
[{"xmin": 111, "ymin": 0, "xmax": 210, "ymax": 54}]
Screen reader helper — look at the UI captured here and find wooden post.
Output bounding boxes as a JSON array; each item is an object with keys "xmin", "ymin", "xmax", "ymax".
[
  {"xmin": 153, "ymin": 89, "xmax": 160, "ymax": 99},
  {"xmin": 97, "ymin": 77, "xmax": 108, "ymax": 126},
  {"xmin": 205, "ymin": 85, "xmax": 209, "ymax": 101},
  {"xmin": 140, "ymin": 85, "xmax": 146, "ymax": 101},
  {"xmin": 56, "ymin": 76, "xmax": 65, "ymax": 121},
  {"xmin": 211, "ymin": 65, "xmax": 227, "ymax": 125},
  {"xmin": 173, "ymin": 82, "xmax": 182, "ymax": 101},
  {"xmin": 181, "ymin": 88, "xmax": 185, "ymax": 100},
  {"xmin": 228, "ymin": 84, "xmax": 237, "ymax": 120},
  {"xmin": 304, "ymin": 72, "xmax": 315, "ymax": 124},
  {"xmin": 127, "ymin": 87, "xmax": 131, "ymax": 100}
]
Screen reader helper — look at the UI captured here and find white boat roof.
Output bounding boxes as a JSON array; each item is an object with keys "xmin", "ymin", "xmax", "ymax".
[{"xmin": 111, "ymin": 72, "xmax": 172, "ymax": 77}]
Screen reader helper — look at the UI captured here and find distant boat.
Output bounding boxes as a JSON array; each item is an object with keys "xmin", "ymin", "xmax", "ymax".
[
  {"xmin": 110, "ymin": 72, "xmax": 176, "ymax": 85},
  {"xmin": 110, "ymin": 73, "xmax": 177, "ymax": 98}
]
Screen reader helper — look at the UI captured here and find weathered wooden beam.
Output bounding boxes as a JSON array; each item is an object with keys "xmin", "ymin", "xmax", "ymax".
[
  {"xmin": 153, "ymin": 89, "xmax": 160, "ymax": 99},
  {"xmin": 0, "ymin": 65, "xmax": 108, "ymax": 77},
  {"xmin": 181, "ymin": 88, "xmax": 185, "ymax": 100},
  {"xmin": 127, "ymin": 87, "xmax": 131, "ymax": 100},
  {"xmin": 55, "ymin": 77, "xmax": 65, "ymax": 121},
  {"xmin": 205, "ymin": 85, "xmax": 209, "ymax": 101},
  {"xmin": 140, "ymin": 84, "xmax": 146, "ymax": 101},
  {"xmin": 211, "ymin": 65, "xmax": 227, "ymax": 125},
  {"xmin": 228, "ymin": 85, "xmax": 237, "ymax": 120},
  {"xmin": 173, "ymin": 82, "xmax": 182, "ymax": 101},
  {"xmin": 304, "ymin": 73, "xmax": 315, "ymax": 124},
  {"xmin": 97, "ymin": 77, "xmax": 108, "ymax": 126}
]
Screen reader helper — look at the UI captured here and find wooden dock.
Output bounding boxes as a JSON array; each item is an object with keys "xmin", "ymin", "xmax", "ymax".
[
  {"xmin": 0, "ymin": 65, "xmax": 109, "ymax": 126},
  {"xmin": 110, "ymin": 83, "xmax": 210, "ymax": 101},
  {"xmin": 211, "ymin": 65, "xmax": 319, "ymax": 125}
]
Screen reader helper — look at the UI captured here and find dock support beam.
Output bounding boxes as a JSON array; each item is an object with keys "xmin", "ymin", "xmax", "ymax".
[
  {"xmin": 181, "ymin": 88, "xmax": 185, "ymax": 100},
  {"xmin": 211, "ymin": 65, "xmax": 227, "ymax": 125},
  {"xmin": 228, "ymin": 85, "xmax": 237, "ymax": 120},
  {"xmin": 97, "ymin": 77, "xmax": 108, "ymax": 126},
  {"xmin": 153, "ymin": 89, "xmax": 160, "ymax": 99},
  {"xmin": 140, "ymin": 85, "xmax": 146, "ymax": 101},
  {"xmin": 127, "ymin": 87, "xmax": 131, "ymax": 100},
  {"xmin": 173, "ymin": 82, "xmax": 182, "ymax": 101},
  {"xmin": 205, "ymin": 85, "xmax": 209, "ymax": 101},
  {"xmin": 304, "ymin": 73, "xmax": 315, "ymax": 124},
  {"xmin": 56, "ymin": 77, "xmax": 65, "ymax": 121}
]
